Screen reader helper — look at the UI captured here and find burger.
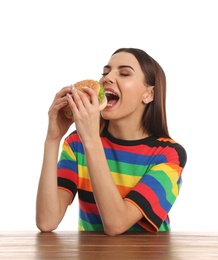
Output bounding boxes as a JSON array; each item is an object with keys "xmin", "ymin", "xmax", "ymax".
[{"xmin": 63, "ymin": 79, "xmax": 107, "ymax": 119}]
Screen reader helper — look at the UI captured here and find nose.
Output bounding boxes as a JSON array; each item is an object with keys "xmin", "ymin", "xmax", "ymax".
[{"xmin": 104, "ymin": 73, "xmax": 114, "ymax": 84}]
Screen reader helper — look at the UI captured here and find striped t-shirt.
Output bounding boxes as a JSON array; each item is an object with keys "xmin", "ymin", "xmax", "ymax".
[{"xmin": 57, "ymin": 127, "xmax": 187, "ymax": 232}]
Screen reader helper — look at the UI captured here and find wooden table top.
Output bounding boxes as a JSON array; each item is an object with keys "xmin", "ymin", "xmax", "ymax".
[{"xmin": 0, "ymin": 231, "xmax": 218, "ymax": 259}]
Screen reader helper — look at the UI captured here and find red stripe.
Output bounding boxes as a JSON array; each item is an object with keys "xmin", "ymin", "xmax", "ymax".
[
  {"xmin": 79, "ymin": 200, "xmax": 99, "ymax": 214},
  {"xmin": 101, "ymin": 137, "xmax": 148, "ymax": 154},
  {"xmin": 101, "ymin": 137, "xmax": 179, "ymax": 163},
  {"xmin": 58, "ymin": 169, "xmax": 77, "ymax": 184},
  {"xmin": 66, "ymin": 133, "xmax": 80, "ymax": 143},
  {"xmin": 134, "ymin": 182, "xmax": 167, "ymax": 220}
]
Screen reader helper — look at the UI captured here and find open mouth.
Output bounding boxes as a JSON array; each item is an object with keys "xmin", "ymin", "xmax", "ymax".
[{"xmin": 105, "ymin": 90, "xmax": 119, "ymax": 107}]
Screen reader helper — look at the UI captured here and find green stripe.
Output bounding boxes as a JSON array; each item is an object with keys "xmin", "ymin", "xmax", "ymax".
[
  {"xmin": 148, "ymin": 170, "xmax": 177, "ymax": 204},
  {"xmin": 75, "ymin": 152, "xmax": 87, "ymax": 166},
  {"xmin": 79, "ymin": 218, "xmax": 104, "ymax": 231},
  {"xmin": 158, "ymin": 222, "xmax": 170, "ymax": 231},
  {"xmin": 60, "ymin": 150, "xmax": 73, "ymax": 161},
  {"xmin": 107, "ymin": 160, "xmax": 151, "ymax": 176}
]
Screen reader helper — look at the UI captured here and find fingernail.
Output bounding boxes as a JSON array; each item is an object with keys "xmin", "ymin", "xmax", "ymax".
[
  {"xmin": 66, "ymin": 93, "xmax": 71, "ymax": 98},
  {"xmin": 70, "ymin": 84, "xmax": 75, "ymax": 89}
]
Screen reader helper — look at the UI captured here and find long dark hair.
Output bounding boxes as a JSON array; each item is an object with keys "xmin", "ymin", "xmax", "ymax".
[{"xmin": 101, "ymin": 48, "xmax": 170, "ymax": 138}]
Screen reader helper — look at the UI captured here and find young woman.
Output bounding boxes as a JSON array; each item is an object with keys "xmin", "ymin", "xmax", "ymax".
[{"xmin": 36, "ymin": 48, "xmax": 187, "ymax": 236}]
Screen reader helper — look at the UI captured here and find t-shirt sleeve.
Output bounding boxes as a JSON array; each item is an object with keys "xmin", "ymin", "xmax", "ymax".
[
  {"xmin": 124, "ymin": 143, "xmax": 187, "ymax": 232},
  {"xmin": 57, "ymin": 137, "xmax": 78, "ymax": 203}
]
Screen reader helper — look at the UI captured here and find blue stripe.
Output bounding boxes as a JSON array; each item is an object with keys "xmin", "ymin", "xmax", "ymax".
[
  {"xmin": 79, "ymin": 209, "xmax": 102, "ymax": 225},
  {"xmin": 68, "ymin": 141, "xmax": 167, "ymax": 166},
  {"xmin": 140, "ymin": 175, "xmax": 172, "ymax": 212},
  {"xmin": 69, "ymin": 141, "xmax": 84, "ymax": 154},
  {"xmin": 104, "ymin": 148, "xmax": 167, "ymax": 165},
  {"xmin": 57, "ymin": 159, "xmax": 77, "ymax": 172}
]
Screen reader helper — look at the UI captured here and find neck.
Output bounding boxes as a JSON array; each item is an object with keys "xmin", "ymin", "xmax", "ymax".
[{"xmin": 107, "ymin": 121, "xmax": 149, "ymax": 140}]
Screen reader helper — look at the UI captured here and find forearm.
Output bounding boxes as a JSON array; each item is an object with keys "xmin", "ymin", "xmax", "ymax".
[
  {"xmin": 84, "ymin": 138, "xmax": 137, "ymax": 236},
  {"xmin": 36, "ymin": 139, "xmax": 62, "ymax": 231}
]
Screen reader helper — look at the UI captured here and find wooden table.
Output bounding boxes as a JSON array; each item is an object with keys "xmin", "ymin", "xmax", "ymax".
[{"xmin": 0, "ymin": 231, "xmax": 218, "ymax": 259}]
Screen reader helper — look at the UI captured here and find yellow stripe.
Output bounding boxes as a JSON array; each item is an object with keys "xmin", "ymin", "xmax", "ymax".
[
  {"xmin": 111, "ymin": 171, "xmax": 141, "ymax": 187},
  {"xmin": 77, "ymin": 164, "xmax": 141, "ymax": 188},
  {"xmin": 78, "ymin": 164, "xmax": 90, "ymax": 179},
  {"xmin": 151, "ymin": 163, "xmax": 180, "ymax": 196},
  {"xmin": 63, "ymin": 143, "xmax": 76, "ymax": 160}
]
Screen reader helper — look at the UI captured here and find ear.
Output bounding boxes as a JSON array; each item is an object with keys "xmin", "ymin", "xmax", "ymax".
[{"xmin": 142, "ymin": 86, "xmax": 154, "ymax": 104}]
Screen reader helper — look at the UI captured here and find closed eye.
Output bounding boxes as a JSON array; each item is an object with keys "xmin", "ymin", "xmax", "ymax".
[{"xmin": 102, "ymin": 72, "xmax": 130, "ymax": 77}]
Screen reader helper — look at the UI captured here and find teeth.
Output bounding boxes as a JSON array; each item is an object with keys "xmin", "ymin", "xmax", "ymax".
[{"xmin": 105, "ymin": 91, "xmax": 117, "ymax": 96}]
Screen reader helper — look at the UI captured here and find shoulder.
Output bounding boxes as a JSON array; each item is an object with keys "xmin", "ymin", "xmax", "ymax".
[
  {"xmin": 64, "ymin": 131, "xmax": 83, "ymax": 151},
  {"xmin": 152, "ymin": 137, "xmax": 187, "ymax": 168},
  {"xmin": 65, "ymin": 130, "xmax": 80, "ymax": 142}
]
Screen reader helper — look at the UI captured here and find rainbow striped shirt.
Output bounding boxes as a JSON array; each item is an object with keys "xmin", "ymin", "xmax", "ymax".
[{"xmin": 57, "ymin": 128, "xmax": 187, "ymax": 232}]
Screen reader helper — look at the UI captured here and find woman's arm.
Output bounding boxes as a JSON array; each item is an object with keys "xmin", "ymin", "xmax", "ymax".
[
  {"xmin": 36, "ymin": 139, "xmax": 72, "ymax": 232},
  {"xmin": 36, "ymin": 86, "xmax": 74, "ymax": 232},
  {"xmin": 67, "ymin": 87, "xmax": 143, "ymax": 236},
  {"xmin": 84, "ymin": 138, "xmax": 143, "ymax": 236}
]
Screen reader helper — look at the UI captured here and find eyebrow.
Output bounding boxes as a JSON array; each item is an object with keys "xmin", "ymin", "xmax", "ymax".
[{"xmin": 103, "ymin": 65, "xmax": 135, "ymax": 71}]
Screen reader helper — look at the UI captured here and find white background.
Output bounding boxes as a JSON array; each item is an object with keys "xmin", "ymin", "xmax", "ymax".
[{"xmin": 0, "ymin": 0, "xmax": 217, "ymax": 232}]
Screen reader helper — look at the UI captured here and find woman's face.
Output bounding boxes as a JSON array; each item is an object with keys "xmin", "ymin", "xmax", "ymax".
[{"xmin": 100, "ymin": 52, "xmax": 152, "ymax": 123}]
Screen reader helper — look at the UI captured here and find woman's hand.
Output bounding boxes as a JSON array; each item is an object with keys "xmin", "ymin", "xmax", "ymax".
[
  {"xmin": 66, "ymin": 86, "xmax": 101, "ymax": 144},
  {"xmin": 47, "ymin": 86, "xmax": 74, "ymax": 141}
]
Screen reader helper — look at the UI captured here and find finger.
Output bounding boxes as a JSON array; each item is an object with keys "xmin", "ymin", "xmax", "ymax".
[
  {"xmin": 50, "ymin": 85, "xmax": 72, "ymax": 109},
  {"xmin": 66, "ymin": 90, "xmax": 80, "ymax": 117},
  {"xmin": 79, "ymin": 87, "xmax": 99, "ymax": 107},
  {"xmin": 49, "ymin": 98, "xmax": 68, "ymax": 118},
  {"xmin": 70, "ymin": 87, "xmax": 91, "ymax": 111},
  {"xmin": 59, "ymin": 86, "xmax": 72, "ymax": 98}
]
